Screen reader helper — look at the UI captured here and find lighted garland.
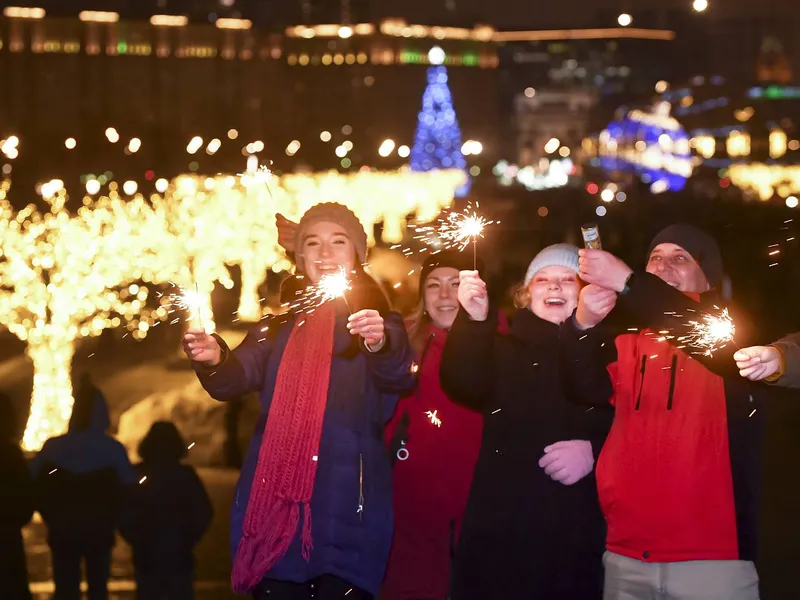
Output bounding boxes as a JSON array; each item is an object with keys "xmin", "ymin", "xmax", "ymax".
[{"xmin": 0, "ymin": 168, "xmax": 466, "ymax": 449}]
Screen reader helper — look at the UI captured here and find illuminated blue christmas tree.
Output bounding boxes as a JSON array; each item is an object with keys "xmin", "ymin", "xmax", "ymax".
[{"xmin": 410, "ymin": 50, "xmax": 470, "ymax": 197}]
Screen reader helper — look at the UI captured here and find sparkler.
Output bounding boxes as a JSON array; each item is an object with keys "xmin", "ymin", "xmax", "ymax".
[
  {"xmin": 284, "ymin": 268, "xmax": 353, "ymax": 315},
  {"xmin": 159, "ymin": 282, "xmax": 206, "ymax": 330},
  {"xmin": 411, "ymin": 201, "xmax": 494, "ymax": 269},
  {"xmin": 679, "ymin": 307, "xmax": 736, "ymax": 356}
]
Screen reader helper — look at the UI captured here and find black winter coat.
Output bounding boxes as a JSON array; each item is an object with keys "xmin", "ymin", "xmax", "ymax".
[
  {"xmin": 0, "ymin": 442, "xmax": 34, "ymax": 600},
  {"xmin": 440, "ymin": 308, "xmax": 612, "ymax": 600}
]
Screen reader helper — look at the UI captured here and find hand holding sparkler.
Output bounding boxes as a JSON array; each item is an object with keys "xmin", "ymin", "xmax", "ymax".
[
  {"xmin": 348, "ymin": 309, "xmax": 386, "ymax": 350},
  {"xmin": 734, "ymin": 346, "xmax": 782, "ymax": 381},
  {"xmin": 457, "ymin": 270, "xmax": 489, "ymax": 322},
  {"xmin": 183, "ymin": 329, "xmax": 222, "ymax": 366}
]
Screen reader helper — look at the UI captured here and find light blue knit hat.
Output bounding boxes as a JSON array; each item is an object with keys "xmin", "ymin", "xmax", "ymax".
[{"xmin": 523, "ymin": 243, "xmax": 580, "ymax": 286}]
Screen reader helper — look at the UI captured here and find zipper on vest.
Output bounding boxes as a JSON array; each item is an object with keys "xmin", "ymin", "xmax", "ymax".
[
  {"xmin": 667, "ymin": 354, "xmax": 678, "ymax": 411},
  {"xmin": 357, "ymin": 453, "xmax": 364, "ymax": 521},
  {"xmin": 634, "ymin": 355, "xmax": 648, "ymax": 411}
]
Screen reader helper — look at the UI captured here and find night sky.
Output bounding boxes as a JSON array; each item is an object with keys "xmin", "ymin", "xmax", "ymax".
[{"xmin": 35, "ymin": 0, "xmax": 800, "ymax": 28}]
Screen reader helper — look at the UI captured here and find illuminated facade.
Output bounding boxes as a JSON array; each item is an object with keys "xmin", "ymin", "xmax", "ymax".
[{"xmin": 0, "ymin": 9, "xmax": 499, "ymax": 188}]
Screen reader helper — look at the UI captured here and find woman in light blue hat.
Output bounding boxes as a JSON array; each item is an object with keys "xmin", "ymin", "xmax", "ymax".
[{"xmin": 440, "ymin": 244, "xmax": 612, "ymax": 600}]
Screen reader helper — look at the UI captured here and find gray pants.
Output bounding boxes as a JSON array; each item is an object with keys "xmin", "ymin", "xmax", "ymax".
[{"xmin": 603, "ymin": 551, "xmax": 760, "ymax": 600}]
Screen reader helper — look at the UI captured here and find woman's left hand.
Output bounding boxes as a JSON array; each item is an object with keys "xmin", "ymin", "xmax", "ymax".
[{"xmin": 348, "ymin": 309, "xmax": 386, "ymax": 349}]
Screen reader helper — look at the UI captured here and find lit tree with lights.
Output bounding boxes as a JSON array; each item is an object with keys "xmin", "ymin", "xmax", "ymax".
[
  {"xmin": 410, "ymin": 47, "xmax": 471, "ymax": 197},
  {"xmin": 0, "ymin": 184, "xmax": 178, "ymax": 450},
  {"xmin": 0, "ymin": 167, "xmax": 468, "ymax": 450}
]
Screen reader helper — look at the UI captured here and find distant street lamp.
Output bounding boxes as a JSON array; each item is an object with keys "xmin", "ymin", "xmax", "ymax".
[
  {"xmin": 693, "ymin": 0, "xmax": 709, "ymax": 12},
  {"xmin": 618, "ymin": 13, "xmax": 633, "ymax": 27}
]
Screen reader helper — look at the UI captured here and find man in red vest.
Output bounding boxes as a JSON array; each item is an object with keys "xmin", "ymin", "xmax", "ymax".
[{"xmin": 562, "ymin": 224, "xmax": 764, "ymax": 600}]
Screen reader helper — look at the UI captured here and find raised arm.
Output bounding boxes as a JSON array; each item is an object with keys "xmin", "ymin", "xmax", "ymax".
[
  {"xmin": 559, "ymin": 283, "xmax": 618, "ymax": 408},
  {"xmin": 357, "ymin": 311, "xmax": 416, "ymax": 394},
  {"xmin": 185, "ymin": 326, "xmax": 274, "ymax": 400},
  {"xmin": 620, "ymin": 271, "xmax": 743, "ymax": 379},
  {"xmin": 440, "ymin": 307, "xmax": 497, "ymax": 411},
  {"xmin": 439, "ymin": 270, "xmax": 496, "ymax": 411}
]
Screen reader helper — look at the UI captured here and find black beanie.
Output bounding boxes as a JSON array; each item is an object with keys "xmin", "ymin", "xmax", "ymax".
[
  {"xmin": 419, "ymin": 251, "xmax": 482, "ymax": 298},
  {"xmin": 647, "ymin": 224, "xmax": 723, "ymax": 287}
]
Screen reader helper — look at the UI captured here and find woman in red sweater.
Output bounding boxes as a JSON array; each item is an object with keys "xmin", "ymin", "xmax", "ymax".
[{"xmin": 383, "ymin": 252, "xmax": 501, "ymax": 600}]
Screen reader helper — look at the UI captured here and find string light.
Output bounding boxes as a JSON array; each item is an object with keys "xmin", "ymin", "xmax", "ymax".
[
  {"xmin": 0, "ymin": 182, "xmax": 181, "ymax": 451},
  {"xmin": 0, "ymin": 167, "xmax": 465, "ymax": 448}
]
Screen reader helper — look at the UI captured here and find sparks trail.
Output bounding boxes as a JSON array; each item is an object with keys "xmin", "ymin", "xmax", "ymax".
[
  {"xmin": 281, "ymin": 267, "xmax": 353, "ymax": 316},
  {"xmin": 409, "ymin": 201, "xmax": 495, "ymax": 269},
  {"xmin": 674, "ymin": 306, "xmax": 736, "ymax": 357},
  {"xmin": 157, "ymin": 282, "xmax": 205, "ymax": 328}
]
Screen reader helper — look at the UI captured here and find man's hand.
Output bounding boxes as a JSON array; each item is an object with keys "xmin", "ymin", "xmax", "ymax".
[
  {"xmin": 457, "ymin": 270, "xmax": 489, "ymax": 322},
  {"xmin": 578, "ymin": 249, "xmax": 633, "ymax": 293},
  {"xmin": 734, "ymin": 346, "xmax": 782, "ymax": 381},
  {"xmin": 575, "ymin": 284, "xmax": 617, "ymax": 330},
  {"xmin": 539, "ymin": 440, "xmax": 594, "ymax": 486}
]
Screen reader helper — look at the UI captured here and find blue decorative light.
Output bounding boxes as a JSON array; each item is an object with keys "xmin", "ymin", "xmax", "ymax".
[
  {"xmin": 598, "ymin": 104, "xmax": 692, "ymax": 193},
  {"xmin": 410, "ymin": 65, "xmax": 470, "ymax": 196}
]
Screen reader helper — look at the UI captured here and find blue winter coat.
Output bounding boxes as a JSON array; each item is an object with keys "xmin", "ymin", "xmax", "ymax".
[{"xmin": 194, "ymin": 310, "xmax": 415, "ymax": 595}]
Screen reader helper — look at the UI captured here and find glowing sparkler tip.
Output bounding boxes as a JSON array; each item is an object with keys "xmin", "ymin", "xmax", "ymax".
[
  {"xmin": 316, "ymin": 269, "xmax": 352, "ymax": 303},
  {"xmin": 685, "ymin": 308, "xmax": 736, "ymax": 356}
]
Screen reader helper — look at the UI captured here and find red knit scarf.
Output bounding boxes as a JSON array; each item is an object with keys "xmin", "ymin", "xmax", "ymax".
[{"xmin": 231, "ymin": 302, "xmax": 337, "ymax": 593}]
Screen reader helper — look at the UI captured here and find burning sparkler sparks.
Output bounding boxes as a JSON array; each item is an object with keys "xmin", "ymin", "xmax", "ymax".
[
  {"xmin": 159, "ymin": 282, "xmax": 206, "ymax": 329},
  {"xmin": 283, "ymin": 268, "xmax": 353, "ymax": 315},
  {"xmin": 426, "ymin": 410, "xmax": 442, "ymax": 427},
  {"xmin": 411, "ymin": 201, "xmax": 495, "ymax": 269},
  {"xmin": 680, "ymin": 307, "xmax": 736, "ymax": 356}
]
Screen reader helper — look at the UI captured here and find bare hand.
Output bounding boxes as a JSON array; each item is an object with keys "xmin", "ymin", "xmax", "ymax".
[
  {"xmin": 539, "ymin": 440, "xmax": 594, "ymax": 486},
  {"xmin": 734, "ymin": 346, "xmax": 781, "ymax": 381},
  {"xmin": 183, "ymin": 328, "xmax": 222, "ymax": 366},
  {"xmin": 575, "ymin": 284, "xmax": 617, "ymax": 330},
  {"xmin": 276, "ymin": 214, "xmax": 298, "ymax": 252},
  {"xmin": 457, "ymin": 270, "xmax": 489, "ymax": 322},
  {"xmin": 348, "ymin": 309, "xmax": 385, "ymax": 347},
  {"xmin": 578, "ymin": 249, "xmax": 633, "ymax": 293}
]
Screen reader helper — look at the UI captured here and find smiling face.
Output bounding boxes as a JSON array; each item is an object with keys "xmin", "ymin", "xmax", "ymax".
[
  {"xmin": 646, "ymin": 242, "xmax": 710, "ymax": 293},
  {"xmin": 528, "ymin": 265, "xmax": 580, "ymax": 324},
  {"xmin": 422, "ymin": 267, "xmax": 460, "ymax": 330},
  {"xmin": 300, "ymin": 221, "xmax": 357, "ymax": 284}
]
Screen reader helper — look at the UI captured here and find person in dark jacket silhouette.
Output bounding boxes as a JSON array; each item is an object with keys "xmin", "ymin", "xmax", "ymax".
[
  {"xmin": 0, "ymin": 392, "xmax": 34, "ymax": 600},
  {"xmin": 120, "ymin": 421, "xmax": 213, "ymax": 600},
  {"xmin": 31, "ymin": 375, "xmax": 137, "ymax": 600}
]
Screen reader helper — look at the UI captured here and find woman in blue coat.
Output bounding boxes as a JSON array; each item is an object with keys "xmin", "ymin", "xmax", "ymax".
[{"xmin": 183, "ymin": 203, "xmax": 416, "ymax": 600}]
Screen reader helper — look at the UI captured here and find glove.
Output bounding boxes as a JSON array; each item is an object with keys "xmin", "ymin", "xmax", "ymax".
[{"xmin": 538, "ymin": 440, "xmax": 594, "ymax": 486}]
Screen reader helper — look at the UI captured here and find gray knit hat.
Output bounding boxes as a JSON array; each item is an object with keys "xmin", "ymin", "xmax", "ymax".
[
  {"xmin": 294, "ymin": 203, "xmax": 368, "ymax": 274},
  {"xmin": 523, "ymin": 243, "xmax": 580, "ymax": 286}
]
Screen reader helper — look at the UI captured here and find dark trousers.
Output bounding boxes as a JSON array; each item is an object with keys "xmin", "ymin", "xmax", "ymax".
[
  {"xmin": 136, "ymin": 571, "xmax": 194, "ymax": 600},
  {"xmin": 253, "ymin": 575, "xmax": 372, "ymax": 600},
  {"xmin": 50, "ymin": 541, "xmax": 112, "ymax": 600}
]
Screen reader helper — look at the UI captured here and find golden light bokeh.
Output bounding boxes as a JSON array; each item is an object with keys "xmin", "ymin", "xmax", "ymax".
[{"xmin": 0, "ymin": 168, "xmax": 466, "ymax": 449}]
